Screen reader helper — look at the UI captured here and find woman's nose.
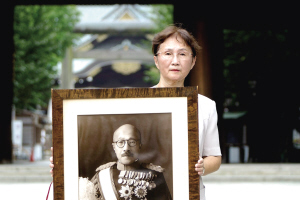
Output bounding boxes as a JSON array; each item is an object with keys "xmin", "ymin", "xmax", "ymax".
[{"xmin": 171, "ymin": 54, "xmax": 179, "ymax": 65}]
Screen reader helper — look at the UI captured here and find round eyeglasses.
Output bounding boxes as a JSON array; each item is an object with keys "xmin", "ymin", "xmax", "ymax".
[
  {"xmin": 156, "ymin": 51, "xmax": 193, "ymax": 61},
  {"xmin": 113, "ymin": 139, "xmax": 139, "ymax": 148}
]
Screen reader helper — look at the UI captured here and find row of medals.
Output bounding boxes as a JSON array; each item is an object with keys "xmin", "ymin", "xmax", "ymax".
[{"xmin": 118, "ymin": 170, "xmax": 157, "ymax": 199}]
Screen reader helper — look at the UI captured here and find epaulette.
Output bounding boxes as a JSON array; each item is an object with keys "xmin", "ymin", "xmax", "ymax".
[
  {"xmin": 95, "ymin": 162, "xmax": 116, "ymax": 172},
  {"xmin": 90, "ymin": 175, "xmax": 101, "ymax": 199},
  {"xmin": 141, "ymin": 163, "xmax": 165, "ymax": 173}
]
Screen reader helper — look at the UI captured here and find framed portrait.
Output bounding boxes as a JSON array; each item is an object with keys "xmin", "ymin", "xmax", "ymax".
[{"xmin": 52, "ymin": 87, "xmax": 199, "ymax": 200}]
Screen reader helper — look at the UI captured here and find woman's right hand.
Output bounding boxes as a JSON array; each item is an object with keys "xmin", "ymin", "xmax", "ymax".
[{"xmin": 49, "ymin": 147, "xmax": 54, "ymax": 177}]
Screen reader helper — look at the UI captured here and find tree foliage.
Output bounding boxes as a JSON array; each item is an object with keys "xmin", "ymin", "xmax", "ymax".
[
  {"xmin": 13, "ymin": 5, "xmax": 80, "ymax": 111},
  {"xmin": 149, "ymin": 4, "xmax": 174, "ymax": 33},
  {"xmin": 223, "ymin": 28, "xmax": 300, "ymax": 162},
  {"xmin": 143, "ymin": 4, "xmax": 174, "ymax": 85},
  {"xmin": 223, "ymin": 29, "xmax": 296, "ymax": 111}
]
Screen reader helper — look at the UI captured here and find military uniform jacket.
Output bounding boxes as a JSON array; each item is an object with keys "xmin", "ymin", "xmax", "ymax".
[{"xmin": 91, "ymin": 162, "xmax": 172, "ymax": 200}]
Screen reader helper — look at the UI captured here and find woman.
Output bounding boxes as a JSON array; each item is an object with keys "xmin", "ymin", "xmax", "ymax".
[
  {"xmin": 151, "ymin": 25, "xmax": 222, "ymax": 199},
  {"xmin": 49, "ymin": 25, "xmax": 222, "ymax": 200}
]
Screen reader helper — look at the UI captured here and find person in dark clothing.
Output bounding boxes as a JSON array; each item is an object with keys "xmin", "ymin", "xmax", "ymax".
[{"xmin": 90, "ymin": 124, "xmax": 172, "ymax": 200}]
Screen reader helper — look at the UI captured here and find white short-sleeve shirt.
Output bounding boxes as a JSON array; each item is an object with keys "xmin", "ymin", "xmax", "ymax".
[{"xmin": 198, "ymin": 94, "xmax": 222, "ymax": 200}]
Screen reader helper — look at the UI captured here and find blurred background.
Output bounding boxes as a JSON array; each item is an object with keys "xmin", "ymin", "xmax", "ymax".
[{"xmin": 1, "ymin": 1, "xmax": 300, "ymax": 199}]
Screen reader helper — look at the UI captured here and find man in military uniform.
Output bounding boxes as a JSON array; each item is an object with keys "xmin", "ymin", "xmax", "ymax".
[{"xmin": 91, "ymin": 124, "xmax": 172, "ymax": 200}]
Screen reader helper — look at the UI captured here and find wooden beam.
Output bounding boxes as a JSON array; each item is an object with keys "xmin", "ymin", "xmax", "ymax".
[
  {"xmin": 190, "ymin": 21, "xmax": 212, "ymax": 98},
  {"xmin": 61, "ymin": 48, "xmax": 74, "ymax": 89}
]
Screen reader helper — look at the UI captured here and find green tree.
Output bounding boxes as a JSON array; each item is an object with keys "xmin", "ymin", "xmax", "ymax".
[
  {"xmin": 13, "ymin": 5, "xmax": 80, "ymax": 111},
  {"xmin": 223, "ymin": 28, "xmax": 300, "ymax": 162},
  {"xmin": 149, "ymin": 4, "xmax": 174, "ymax": 33},
  {"xmin": 223, "ymin": 29, "xmax": 291, "ymax": 111},
  {"xmin": 143, "ymin": 4, "xmax": 174, "ymax": 85}
]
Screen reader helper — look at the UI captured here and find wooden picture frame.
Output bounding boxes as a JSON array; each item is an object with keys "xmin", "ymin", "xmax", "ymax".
[{"xmin": 52, "ymin": 87, "xmax": 199, "ymax": 200}]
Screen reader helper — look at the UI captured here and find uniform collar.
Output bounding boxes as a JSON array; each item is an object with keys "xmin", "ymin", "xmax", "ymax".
[{"xmin": 117, "ymin": 159, "xmax": 140, "ymax": 171}]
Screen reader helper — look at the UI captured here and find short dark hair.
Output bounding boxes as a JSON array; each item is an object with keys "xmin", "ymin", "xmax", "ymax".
[{"xmin": 152, "ymin": 25, "xmax": 201, "ymax": 57}]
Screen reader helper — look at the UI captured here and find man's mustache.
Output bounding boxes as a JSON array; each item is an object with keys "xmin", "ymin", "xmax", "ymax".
[{"xmin": 121, "ymin": 151, "xmax": 133, "ymax": 157}]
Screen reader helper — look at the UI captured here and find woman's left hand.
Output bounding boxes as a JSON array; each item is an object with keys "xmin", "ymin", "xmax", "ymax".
[{"xmin": 195, "ymin": 157, "xmax": 205, "ymax": 176}]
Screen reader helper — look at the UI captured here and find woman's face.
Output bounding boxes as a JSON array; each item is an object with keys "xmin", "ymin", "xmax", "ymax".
[{"xmin": 154, "ymin": 34, "xmax": 196, "ymax": 86}]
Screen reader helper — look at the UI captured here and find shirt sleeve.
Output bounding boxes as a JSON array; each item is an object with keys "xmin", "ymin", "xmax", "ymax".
[{"xmin": 198, "ymin": 94, "xmax": 222, "ymax": 157}]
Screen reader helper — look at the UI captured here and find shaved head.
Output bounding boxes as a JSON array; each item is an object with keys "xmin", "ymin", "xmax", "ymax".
[{"xmin": 113, "ymin": 124, "xmax": 141, "ymax": 142}]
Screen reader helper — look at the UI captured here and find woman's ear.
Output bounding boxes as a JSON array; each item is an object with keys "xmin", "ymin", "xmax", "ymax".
[
  {"xmin": 154, "ymin": 56, "xmax": 160, "ymax": 70},
  {"xmin": 191, "ymin": 56, "xmax": 196, "ymax": 70}
]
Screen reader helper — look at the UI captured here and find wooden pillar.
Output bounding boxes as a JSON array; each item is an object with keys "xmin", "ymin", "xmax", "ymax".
[
  {"xmin": 189, "ymin": 21, "xmax": 212, "ymax": 98},
  {"xmin": 173, "ymin": 4, "xmax": 213, "ymax": 98},
  {"xmin": 173, "ymin": 4, "xmax": 226, "ymax": 161},
  {"xmin": 61, "ymin": 47, "xmax": 74, "ymax": 89},
  {"xmin": 1, "ymin": 3, "xmax": 14, "ymax": 163}
]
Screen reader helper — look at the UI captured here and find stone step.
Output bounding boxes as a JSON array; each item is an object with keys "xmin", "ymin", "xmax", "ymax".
[
  {"xmin": 212, "ymin": 163, "xmax": 300, "ymax": 175},
  {"xmin": 203, "ymin": 163, "xmax": 300, "ymax": 182},
  {"xmin": 0, "ymin": 160, "xmax": 52, "ymax": 183},
  {"xmin": 0, "ymin": 166, "xmax": 49, "ymax": 173},
  {"xmin": 1, "ymin": 161, "xmax": 300, "ymax": 183},
  {"xmin": 0, "ymin": 176, "xmax": 52, "ymax": 183}
]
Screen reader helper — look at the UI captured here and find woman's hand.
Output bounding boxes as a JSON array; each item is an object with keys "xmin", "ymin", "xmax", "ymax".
[
  {"xmin": 195, "ymin": 157, "xmax": 205, "ymax": 176},
  {"xmin": 195, "ymin": 156, "xmax": 222, "ymax": 176},
  {"xmin": 49, "ymin": 147, "xmax": 54, "ymax": 177}
]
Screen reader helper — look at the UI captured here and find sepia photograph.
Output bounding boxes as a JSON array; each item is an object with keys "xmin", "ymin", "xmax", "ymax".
[
  {"xmin": 52, "ymin": 87, "xmax": 199, "ymax": 200},
  {"xmin": 78, "ymin": 113, "xmax": 172, "ymax": 199}
]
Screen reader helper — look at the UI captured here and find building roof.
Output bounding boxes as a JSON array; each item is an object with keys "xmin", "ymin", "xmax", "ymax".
[
  {"xmin": 57, "ymin": 4, "xmax": 156, "ymax": 89},
  {"xmin": 74, "ymin": 4, "xmax": 156, "ymax": 33}
]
